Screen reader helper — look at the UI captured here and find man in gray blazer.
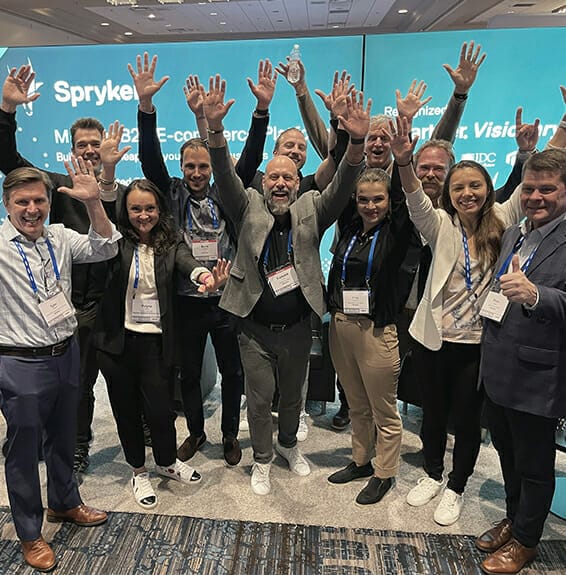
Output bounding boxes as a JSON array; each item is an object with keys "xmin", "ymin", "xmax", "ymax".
[
  {"xmin": 477, "ymin": 149, "xmax": 566, "ymax": 575},
  {"xmin": 203, "ymin": 75, "xmax": 370, "ymax": 495}
]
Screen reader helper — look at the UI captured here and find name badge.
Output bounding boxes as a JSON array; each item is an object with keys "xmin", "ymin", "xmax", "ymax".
[
  {"xmin": 479, "ymin": 291, "xmax": 509, "ymax": 324},
  {"xmin": 132, "ymin": 298, "xmax": 161, "ymax": 323},
  {"xmin": 267, "ymin": 264, "xmax": 300, "ymax": 297},
  {"xmin": 343, "ymin": 289, "xmax": 370, "ymax": 314},
  {"xmin": 192, "ymin": 239, "xmax": 218, "ymax": 261},
  {"xmin": 38, "ymin": 291, "xmax": 75, "ymax": 328}
]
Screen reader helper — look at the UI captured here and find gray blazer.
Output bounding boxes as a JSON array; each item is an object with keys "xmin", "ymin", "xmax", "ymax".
[
  {"xmin": 480, "ymin": 219, "xmax": 566, "ymax": 418},
  {"xmin": 209, "ymin": 145, "xmax": 364, "ymax": 319}
]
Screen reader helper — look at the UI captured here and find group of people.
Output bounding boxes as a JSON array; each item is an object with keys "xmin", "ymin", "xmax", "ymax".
[{"xmin": 0, "ymin": 39, "xmax": 564, "ymax": 575}]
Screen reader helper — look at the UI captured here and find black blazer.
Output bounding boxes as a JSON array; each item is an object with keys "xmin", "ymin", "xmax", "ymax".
[{"xmin": 94, "ymin": 237, "xmax": 202, "ymax": 367}]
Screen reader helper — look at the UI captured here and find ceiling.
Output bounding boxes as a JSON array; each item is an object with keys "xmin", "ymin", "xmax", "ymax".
[{"xmin": 0, "ymin": 0, "xmax": 565, "ymax": 47}]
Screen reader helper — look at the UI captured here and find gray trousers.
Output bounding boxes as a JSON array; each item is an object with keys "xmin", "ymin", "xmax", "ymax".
[{"xmin": 238, "ymin": 317, "xmax": 311, "ymax": 464}]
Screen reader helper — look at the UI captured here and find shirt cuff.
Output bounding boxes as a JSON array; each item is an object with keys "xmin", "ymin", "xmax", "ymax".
[
  {"xmin": 523, "ymin": 287, "xmax": 540, "ymax": 310},
  {"xmin": 190, "ymin": 266, "xmax": 211, "ymax": 286}
]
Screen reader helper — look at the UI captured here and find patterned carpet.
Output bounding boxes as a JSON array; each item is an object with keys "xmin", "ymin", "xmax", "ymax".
[{"xmin": 0, "ymin": 507, "xmax": 565, "ymax": 574}]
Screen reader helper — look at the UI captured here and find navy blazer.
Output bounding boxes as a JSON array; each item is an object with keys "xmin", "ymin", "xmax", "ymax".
[
  {"xmin": 480, "ymin": 218, "xmax": 566, "ymax": 418},
  {"xmin": 94, "ymin": 237, "xmax": 202, "ymax": 367}
]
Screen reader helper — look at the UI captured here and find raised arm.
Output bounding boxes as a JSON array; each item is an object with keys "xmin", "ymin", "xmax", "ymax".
[
  {"xmin": 183, "ymin": 75, "xmax": 208, "ymax": 139},
  {"xmin": 545, "ymin": 86, "xmax": 566, "ymax": 150},
  {"xmin": 129, "ymin": 52, "xmax": 173, "ymax": 192},
  {"xmin": 276, "ymin": 58, "xmax": 328, "ymax": 160},
  {"xmin": 432, "ymin": 41, "xmax": 486, "ymax": 143},
  {"xmin": 236, "ymin": 59, "xmax": 277, "ymax": 187}
]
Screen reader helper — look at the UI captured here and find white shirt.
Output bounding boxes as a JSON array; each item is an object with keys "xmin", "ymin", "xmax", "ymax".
[{"xmin": 0, "ymin": 217, "xmax": 120, "ymax": 347}]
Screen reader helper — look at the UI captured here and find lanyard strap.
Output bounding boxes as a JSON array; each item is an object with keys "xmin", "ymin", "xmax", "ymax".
[
  {"xmin": 186, "ymin": 197, "xmax": 219, "ymax": 231},
  {"xmin": 460, "ymin": 224, "xmax": 473, "ymax": 291},
  {"xmin": 13, "ymin": 238, "xmax": 61, "ymax": 300},
  {"xmin": 134, "ymin": 246, "xmax": 140, "ymax": 290},
  {"xmin": 263, "ymin": 229, "xmax": 293, "ymax": 271},
  {"xmin": 495, "ymin": 233, "xmax": 538, "ymax": 281},
  {"xmin": 341, "ymin": 225, "xmax": 381, "ymax": 288}
]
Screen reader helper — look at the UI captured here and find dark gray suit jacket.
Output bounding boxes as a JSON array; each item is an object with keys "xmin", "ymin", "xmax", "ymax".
[
  {"xmin": 209, "ymin": 145, "xmax": 364, "ymax": 320},
  {"xmin": 480, "ymin": 218, "xmax": 566, "ymax": 418}
]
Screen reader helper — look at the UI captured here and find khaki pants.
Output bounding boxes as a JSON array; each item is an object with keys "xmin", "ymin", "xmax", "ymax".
[{"xmin": 329, "ymin": 312, "xmax": 402, "ymax": 478}]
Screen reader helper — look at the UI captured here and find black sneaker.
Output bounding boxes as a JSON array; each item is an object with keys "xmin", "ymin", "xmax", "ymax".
[
  {"xmin": 328, "ymin": 461, "xmax": 373, "ymax": 484},
  {"xmin": 177, "ymin": 433, "xmax": 206, "ymax": 462},
  {"xmin": 355, "ymin": 477, "xmax": 393, "ymax": 505},
  {"xmin": 223, "ymin": 437, "xmax": 242, "ymax": 467},
  {"xmin": 332, "ymin": 403, "xmax": 350, "ymax": 430}
]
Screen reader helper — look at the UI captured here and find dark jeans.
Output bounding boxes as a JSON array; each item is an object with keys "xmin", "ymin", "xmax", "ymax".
[
  {"xmin": 414, "ymin": 340, "xmax": 483, "ymax": 494},
  {"xmin": 238, "ymin": 317, "xmax": 311, "ymax": 463},
  {"xmin": 177, "ymin": 296, "xmax": 243, "ymax": 440},
  {"xmin": 485, "ymin": 395, "xmax": 557, "ymax": 548},
  {"xmin": 98, "ymin": 332, "xmax": 177, "ymax": 469},
  {"xmin": 75, "ymin": 303, "xmax": 101, "ymax": 449}
]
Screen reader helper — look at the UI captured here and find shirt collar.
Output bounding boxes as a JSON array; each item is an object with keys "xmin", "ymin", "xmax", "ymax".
[
  {"xmin": 520, "ymin": 212, "xmax": 566, "ymax": 240},
  {"xmin": 1, "ymin": 217, "xmax": 49, "ymax": 243}
]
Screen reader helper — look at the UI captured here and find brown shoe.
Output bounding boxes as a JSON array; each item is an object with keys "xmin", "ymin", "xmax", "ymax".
[
  {"xmin": 177, "ymin": 433, "xmax": 206, "ymax": 462},
  {"xmin": 476, "ymin": 518, "xmax": 513, "ymax": 552},
  {"xmin": 223, "ymin": 437, "xmax": 242, "ymax": 466},
  {"xmin": 21, "ymin": 537, "xmax": 57, "ymax": 572},
  {"xmin": 481, "ymin": 538, "xmax": 537, "ymax": 574},
  {"xmin": 46, "ymin": 504, "xmax": 108, "ymax": 527}
]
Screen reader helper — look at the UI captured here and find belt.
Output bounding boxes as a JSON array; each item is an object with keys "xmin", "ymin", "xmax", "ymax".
[
  {"xmin": 0, "ymin": 336, "xmax": 73, "ymax": 358},
  {"xmin": 250, "ymin": 313, "xmax": 310, "ymax": 333}
]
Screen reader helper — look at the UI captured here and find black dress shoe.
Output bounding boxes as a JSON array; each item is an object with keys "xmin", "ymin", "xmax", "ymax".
[
  {"xmin": 177, "ymin": 433, "xmax": 206, "ymax": 461},
  {"xmin": 328, "ymin": 461, "xmax": 374, "ymax": 484},
  {"xmin": 332, "ymin": 404, "xmax": 350, "ymax": 430},
  {"xmin": 355, "ymin": 477, "xmax": 393, "ymax": 505},
  {"xmin": 223, "ymin": 437, "xmax": 242, "ymax": 466}
]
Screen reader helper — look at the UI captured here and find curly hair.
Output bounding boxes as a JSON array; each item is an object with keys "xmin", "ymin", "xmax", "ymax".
[
  {"xmin": 440, "ymin": 160, "xmax": 505, "ymax": 271},
  {"xmin": 118, "ymin": 179, "xmax": 179, "ymax": 254}
]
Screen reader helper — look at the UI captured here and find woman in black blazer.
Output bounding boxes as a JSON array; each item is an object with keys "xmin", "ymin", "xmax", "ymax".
[
  {"xmin": 94, "ymin": 178, "xmax": 228, "ymax": 509},
  {"xmin": 326, "ymin": 166, "xmax": 416, "ymax": 506}
]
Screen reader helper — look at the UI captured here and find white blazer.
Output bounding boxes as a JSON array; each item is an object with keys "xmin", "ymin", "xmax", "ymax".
[{"xmin": 405, "ymin": 185, "xmax": 524, "ymax": 351}]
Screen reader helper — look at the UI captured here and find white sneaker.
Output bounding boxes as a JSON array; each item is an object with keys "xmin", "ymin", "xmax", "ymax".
[
  {"xmin": 434, "ymin": 488, "xmax": 463, "ymax": 526},
  {"xmin": 297, "ymin": 411, "xmax": 308, "ymax": 442},
  {"xmin": 275, "ymin": 442, "xmax": 311, "ymax": 476},
  {"xmin": 156, "ymin": 459, "xmax": 202, "ymax": 485},
  {"xmin": 406, "ymin": 476, "xmax": 444, "ymax": 507},
  {"xmin": 251, "ymin": 462, "xmax": 271, "ymax": 495},
  {"xmin": 132, "ymin": 472, "xmax": 157, "ymax": 509}
]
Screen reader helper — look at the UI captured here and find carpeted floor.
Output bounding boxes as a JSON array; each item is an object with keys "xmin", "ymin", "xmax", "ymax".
[{"xmin": 0, "ymin": 508, "xmax": 565, "ymax": 574}]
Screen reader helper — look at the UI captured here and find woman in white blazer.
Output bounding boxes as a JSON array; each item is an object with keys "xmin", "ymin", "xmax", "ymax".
[{"xmin": 389, "ymin": 116, "xmax": 523, "ymax": 526}]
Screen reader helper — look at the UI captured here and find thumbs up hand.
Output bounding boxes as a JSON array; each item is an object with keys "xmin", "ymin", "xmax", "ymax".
[{"xmin": 499, "ymin": 254, "xmax": 538, "ymax": 305}]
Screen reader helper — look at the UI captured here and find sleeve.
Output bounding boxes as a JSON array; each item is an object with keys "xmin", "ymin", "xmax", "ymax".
[
  {"xmin": 68, "ymin": 224, "xmax": 121, "ymax": 263},
  {"xmin": 431, "ymin": 93, "xmax": 467, "ymax": 144},
  {"xmin": 174, "ymin": 240, "xmax": 209, "ymax": 280},
  {"xmin": 404, "ymin": 187, "xmax": 443, "ymax": 244},
  {"xmin": 138, "ymin": 107, "xmax": 172, "ymax": 193},
  {"xmin": 495, "ymin": 152, "xmax": 529, "ymax": 203},
  {"xmin": 234, "ymin": 112, "xmax": 269, "ymax": 188},
  {"xmin": 297, "ymin": 91, "xmax": 328, "ymax": 161},
  {"xmin": 494, "ymin": 184, "xmax": 524, "ymax": 228},
  {"xmin": 0, "ymin": 108, "xmax": 35, "ymax": 174}
]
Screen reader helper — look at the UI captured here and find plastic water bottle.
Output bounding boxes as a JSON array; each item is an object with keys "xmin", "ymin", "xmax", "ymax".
[{"xmin": 287, "ymin": 44, "xmax": 301, "ymax": 84}]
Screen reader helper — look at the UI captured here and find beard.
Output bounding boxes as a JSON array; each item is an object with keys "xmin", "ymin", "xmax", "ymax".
[{"xmin": 264, "ymin": 186, "xmax": 298, "ymax": 216}]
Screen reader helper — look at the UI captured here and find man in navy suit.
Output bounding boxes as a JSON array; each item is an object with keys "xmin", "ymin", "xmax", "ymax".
[{"xmin": 477, "ymin": 149, "xmax": 566, "ymax": 574}]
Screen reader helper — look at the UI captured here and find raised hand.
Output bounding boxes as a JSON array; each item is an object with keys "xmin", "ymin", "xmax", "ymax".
[
  {"xmin": 2, "ymin": 66, "xmax": 41, "ymax": 113},
  {"xmin": 395, "ymin": 79, "xmax": 432, "ymax": 121},
  {"xmin": 59, "ymin": 156, "xmax": 99, "ymax": 203},
  {"xmin": 99, "ymin": 121, "xmax": 132, "ymax": 168},
  {"xmin": 197, "ymin": 259, "xmax": 231, "ymax": 293},
  {"xmin": 387, "ymin": 116, "xmax": 419, "ymax": 165},
  {"xmin": 183, "ymin": 75, "xmax": 204, "ymax": 116},
  {"xmin": 127, "ymin": 52, "xmax": 169, "ymax": 111},
  {"xmin": 442, "ymin": 41, "xmax": 486, "ymax": 94},
  {"xmin": 201, "ymin": 74, "xmax": 235, "ymax": 129},
  {"xmin": 247, "ymin": 59, "xmax": 277, "ymax": 110},
  {"xmin": 339, "ymin": 91, "xmax": 371, "ymax": 140},
  {"xmin": 315, "ymin": 70, "xmax": 355, "ymax": 118},
  {"xmin": 515, "ymin": 107, "xmax": 540, "ymax": 152},
  {"xmin": 275, "ymin": 58, "xmax": 306, "ymax": 93}
]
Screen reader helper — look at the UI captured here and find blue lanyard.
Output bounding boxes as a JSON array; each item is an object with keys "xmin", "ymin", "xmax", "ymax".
[
  {"xmin": 13, "ymin": 237, "xmax": 61, "ymax": 300},
  {"xmin": 133, "ymin": 246, "xmax": 140, "ymax": 290},
  {"xmin": 495, "ymin": 233, "xmax": 538, "ymax": 281},
  {"xmin": 263, "ymin": 229, "xmax": 293, "ymax": 270},
  {"xmin": 460, "ymin": 224, "xmax": 474, "ymax": 291},
  {"xmin": 341, "ymin": 225, "xmax": 381, "ymax": 289},
  {"xmin": 186, "ymin": 197, "xmax": 219, "ymax": 231}
]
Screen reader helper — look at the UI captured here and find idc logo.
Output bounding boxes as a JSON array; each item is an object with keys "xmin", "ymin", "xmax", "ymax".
[{"xmin": 461, "ymin": 152, "xmax": 496, "ymax": 168}]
